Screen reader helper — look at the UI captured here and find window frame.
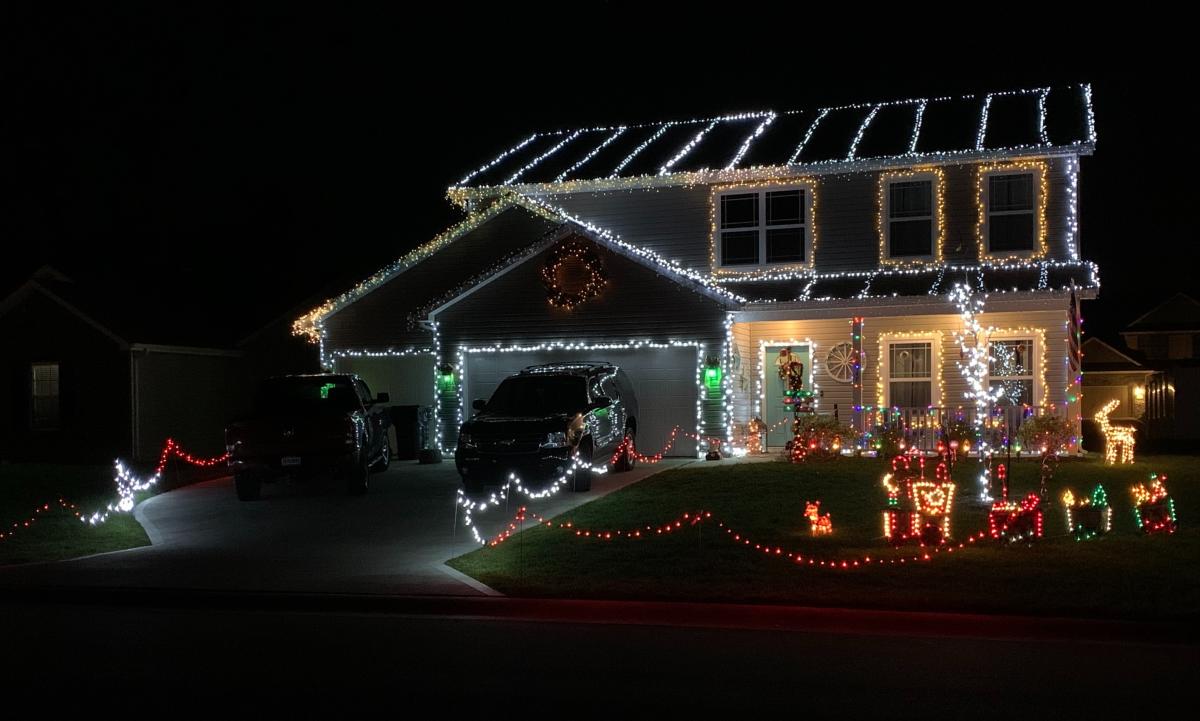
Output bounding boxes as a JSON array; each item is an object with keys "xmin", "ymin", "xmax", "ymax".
[
  {"xmin": 712, "ymin": 182, "xmax": 816, "ymax": 273},
  {"xmin": 879, "ymin": 169, "xmax": 943, "ymax": 266},
  {"xmin": 879, "ymin": 334, "xmax": 942, "ymax": 409},
  {"xmin": 979, "ymin": 162, "xmax": 1047, "ymax": 261},
  {"xmin": 986, "ymin": 333, "xmax": 1041, "ymax": 407},
  {"xmin": 30, "ymin": 361, "xmax": 61, "ymax": 431}
]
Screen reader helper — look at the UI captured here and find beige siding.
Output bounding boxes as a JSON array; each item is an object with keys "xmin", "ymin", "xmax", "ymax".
[{"xmin": 732, "ymin": 308, "xmax": 1071, "ymax": 428}]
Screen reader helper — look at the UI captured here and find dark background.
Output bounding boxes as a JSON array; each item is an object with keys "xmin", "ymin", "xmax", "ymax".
[{"xmin": 6, "ymin": 7, "xmax": 1195, "ymax": 343}]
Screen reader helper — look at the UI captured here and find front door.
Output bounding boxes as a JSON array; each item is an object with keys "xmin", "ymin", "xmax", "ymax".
[{"xmin": 764, "ymin": 344, "xmax": 811, "ymax": 449}]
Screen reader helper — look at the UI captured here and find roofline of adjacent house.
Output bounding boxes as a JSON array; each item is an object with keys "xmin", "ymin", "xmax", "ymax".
[
  {"xmin": 1123, "ymin": 292, "xmax": 1200, "ymax": 330},
  {"xmin": 446, "ymin": 144, "xmax": 1094, "ymax": 204},
  {"xmin": 0, "ymin": 280, "xmax": 131, "ymax": 350},
  {"xmin": 1121, "ymin": 328, "xmax": 1200, "ymax": 335},
  {"xmin": 129, "ymin": 343, "xmax": 243, "ymax": 358},
  {"xmin": 1083, "ymin": 369, "xmax": 1157, "ymax": 375},
  {"xmin": 1081, "ymin": 337, "xmax": 1144, "ymax": 367}
]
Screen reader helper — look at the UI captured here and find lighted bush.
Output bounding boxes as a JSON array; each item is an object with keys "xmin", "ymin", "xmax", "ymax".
[{"xmin": 1017, "ymin": 414, "xmax": 1074, "ymax": 455}]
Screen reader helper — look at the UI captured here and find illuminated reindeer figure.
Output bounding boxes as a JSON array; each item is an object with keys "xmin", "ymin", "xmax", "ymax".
[
  {"xmin": 1095, "ymin": 399, "xmax": 1136, "ymax": 464},
  {"xmin": 804, "ymin": 501, "xmax": 833, "ymax": 536}
]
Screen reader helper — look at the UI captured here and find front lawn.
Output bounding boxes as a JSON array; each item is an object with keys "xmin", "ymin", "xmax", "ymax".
[
  {"xmin": 449, "ymin": 455, "xmax": 1200, "ymax": 620},
  {"xmin": 0, "ymin": 464, "xmax": 154, "ymax": 566}
]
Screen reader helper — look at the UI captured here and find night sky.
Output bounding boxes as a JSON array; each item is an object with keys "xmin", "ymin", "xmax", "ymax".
[{"xmin": 7, "ymin": 8, "xmax": 1195, "ymax": 343}]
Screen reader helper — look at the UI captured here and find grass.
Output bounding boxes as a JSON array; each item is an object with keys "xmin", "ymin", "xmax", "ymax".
[
  {"xmin": 0, "ymin": 461, "xmax": 215, "ymax": 566},
  {"xmin": 448, "ymin": 454, "xmax": 1200, "ymax": 621}
]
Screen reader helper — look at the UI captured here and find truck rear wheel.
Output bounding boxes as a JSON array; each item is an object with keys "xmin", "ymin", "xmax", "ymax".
[{"xmin": 235, "ymin": 472, "xmax": 262, "ymax": 501}]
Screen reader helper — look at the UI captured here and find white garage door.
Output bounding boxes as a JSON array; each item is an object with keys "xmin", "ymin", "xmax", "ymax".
[{"xmin": 465, "ymin": 348, "xmax": 699, "ymax": 457}]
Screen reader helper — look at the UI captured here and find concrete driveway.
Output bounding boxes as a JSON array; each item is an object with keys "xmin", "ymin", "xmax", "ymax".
[{"xmin": 0, "ymin": 458, "xmax": 692, "ymax": 595}]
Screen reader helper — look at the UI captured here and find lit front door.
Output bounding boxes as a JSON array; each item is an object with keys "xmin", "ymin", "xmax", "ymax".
[{"xmin": 764, "ymin": 344, "xmax": 810, "ymax": 449}]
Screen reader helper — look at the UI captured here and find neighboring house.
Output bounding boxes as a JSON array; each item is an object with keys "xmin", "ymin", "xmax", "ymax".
[
  {"xmin": 1080, "ymin": 337, "xmax": 1156, "ymax": 423},
  {"xmin": 1120, "ymin": 293, "xmax": 1200, "ymax": 444},
  {"xmin": 295, "ymin": 84, "xmax": 1099, "ymax": 456},
  {"xmin": 0, "ymin": 266, "xmax": 318, "ymax": 463}
]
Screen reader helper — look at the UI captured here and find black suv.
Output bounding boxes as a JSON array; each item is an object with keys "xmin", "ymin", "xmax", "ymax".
[{"xmin": 455, "ymin": 363, "xmax": 638, "ymax": 492}]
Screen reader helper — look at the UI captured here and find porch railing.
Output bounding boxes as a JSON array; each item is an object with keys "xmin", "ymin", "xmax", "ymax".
[{"xmin": 861, "ymin": 405, "xmax": 1066, "ymax": 454}]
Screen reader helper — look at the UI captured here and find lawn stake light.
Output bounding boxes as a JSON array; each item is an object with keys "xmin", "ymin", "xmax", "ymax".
[
  {"xmin": 804, "ymin": 501, "xmax": 833, "ymax": 536},
  {"xmin": 987, "ymin": 463, "xmax": 1044, "ymax": 541},
  {"xmin": 1061, "ymin": 485, "xmax": 1113, "ymax": 540},
  {"xmin": 746, "ymin": 417, "xmax": 765, "ymax": 455},
  {"xmin": 1095, "ymin": 399, "xmax": 1136, "ymax": 465},
  {"xmin": 1131, "ymin": 474, "xmax": 1178, "ymax": 534}
]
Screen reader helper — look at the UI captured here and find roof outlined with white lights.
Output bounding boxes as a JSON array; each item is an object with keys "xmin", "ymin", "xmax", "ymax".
[{"xmin": 453, "ymin": 84, "xmax": 1096, "ymax": 192}]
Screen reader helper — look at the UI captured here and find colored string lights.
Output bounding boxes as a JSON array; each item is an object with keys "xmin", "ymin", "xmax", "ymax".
[
  {"xmin": 1061, "ymin": 485, "xmax": 1113, "ymax": 541},
  {"xmin": 0, "ymin": 498, "xmax": 80, "ymax": 543},
  {"xmin": 1131, "ymin": 474, "xmax": 1177, "ymax": 535},
  {"xmin": 988, "ymin": 492, "xmax": 1045, "ymax": 541}
]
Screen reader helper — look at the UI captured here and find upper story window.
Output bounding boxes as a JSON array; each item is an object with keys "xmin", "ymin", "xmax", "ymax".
[
  {"xmin": 31, "ymin": 362, "xmax": 60, "ymax": 430},
  {"xmin": 715, "ymin": 184, "xmax": 813, "ymax": 270},
  {"xmin": 988, "ymin": 338, "xmax": 1036, "ymax": 406},
  {"xmin": 979, "ymin": 161, "xmax": 1046, "ymax": 260},
  {"xmin": 887, "ymin": 341, "xmax": 933, "ymax": 407},
  {"xmin": 879, "ymin": 168, "xmax": 944, "ymax": 267}
]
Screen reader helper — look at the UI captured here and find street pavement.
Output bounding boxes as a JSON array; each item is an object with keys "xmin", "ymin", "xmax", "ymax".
[{"xmin": 0, "ymin": 458, "xmax": 693, "ymax": 594}]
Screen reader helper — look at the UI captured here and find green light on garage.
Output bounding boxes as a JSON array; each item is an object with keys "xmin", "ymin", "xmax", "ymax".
[
  {"xmin": 703, "ymin": 365, "xmax": 722, "ymax": 390},
  {"xmin": 437, "ymin": 367, "xmax": 456, "ymax": 392}
]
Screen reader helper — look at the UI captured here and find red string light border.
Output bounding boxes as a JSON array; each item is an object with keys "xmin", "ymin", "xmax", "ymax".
[
  {"xmin": 0, "ymin": 498, "xmax": 80, "ymax": 543},
  {"xmin": 487, "ymin": 506, "xmax": 997, "ymax": 569},
  {"xmin": 609, "ymin": 426, "xmax": 725, "ymax": 466},
  {"xmin": 2, "ymin": 438, "xmax": 229, "ymax": 540}
]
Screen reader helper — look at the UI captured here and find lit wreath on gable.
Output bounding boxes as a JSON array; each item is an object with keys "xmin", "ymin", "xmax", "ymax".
[{"xmin": 540, "ymin": 239, "xmax": 608, "ymax": 310}]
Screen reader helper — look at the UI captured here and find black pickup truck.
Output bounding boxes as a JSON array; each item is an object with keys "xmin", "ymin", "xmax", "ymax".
[{"xmin": 225, "ymin": 374, "xmax": 392, "ymax": 500}]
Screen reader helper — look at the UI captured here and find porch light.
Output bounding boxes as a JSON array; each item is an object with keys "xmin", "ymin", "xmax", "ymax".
[
  {"xmin": 1133, "ymin": 385, "xmax": 1146, "ymax": 400},
  {"xmin": 437, "ymin": 363, "xmax": 456, "ymax": 392},
  {"xmin": 703, "ymin": 358, "xmax": 722, "ymax": 390}
]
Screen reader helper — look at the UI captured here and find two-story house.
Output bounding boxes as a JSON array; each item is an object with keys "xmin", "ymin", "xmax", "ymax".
[{"xmin": 293, "ymin": 84, "xmax": 1098, "ymax": 457}]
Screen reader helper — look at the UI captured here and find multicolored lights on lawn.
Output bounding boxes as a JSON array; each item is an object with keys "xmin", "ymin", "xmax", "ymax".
[
  {"xmin": 988, "ymin": 492, "xmax": 1044, "ymax": 541},
  {"xmin": 1131, "ymin": 474, "xmax": 1177, "ymax": 535},
  {"xmin": 882, "ymin": 455, "xmax": 954, "ymax": 545},
  {"xmin": 1061, "ymin": 485, "xmax": 1113, "ymax": 541}
]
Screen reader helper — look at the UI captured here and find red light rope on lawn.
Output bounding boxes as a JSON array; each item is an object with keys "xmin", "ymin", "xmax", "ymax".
[
  {"xmin": 154, "ymin": 438, "xmax": 229, "ymax": 474},
  {"xmin": 609, "ymin": 426, "xmax": 725, "ymax": 465},
  {"xmin": 487, "ymin": 506, "xmax": 991, "ymax": 569},
  {"xmin": 0, "ymin": 498, "xmax": 80, "ymax": 543},
  {"xmin": 2, "ymin": 438, "xmax": 230, "ymax": 537}
]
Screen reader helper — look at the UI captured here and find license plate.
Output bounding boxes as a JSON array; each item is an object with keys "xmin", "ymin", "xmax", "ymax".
[{"xmin": 281, "ymin": 456, "xmax": 302, "ymax": 467}]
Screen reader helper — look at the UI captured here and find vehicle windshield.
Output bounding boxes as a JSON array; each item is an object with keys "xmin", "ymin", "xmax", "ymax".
[
  {"xmin": 484, "ymin": 375, "xmax": 587, "ymax": 416},
  {"xmin": 256, "ymin": 377, "xmax": 361, "ymax": 412}
]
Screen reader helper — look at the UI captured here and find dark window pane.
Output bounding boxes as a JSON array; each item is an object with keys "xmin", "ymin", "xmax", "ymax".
[
  {"xmin": 989, "ymin": 174, "xmax": 1033, "ymax": 211},
  {"xmin": 989, "ymin": 213, "xmax": 1034, "ymax": 251},
  {"xmin": 889, "ymin": 219, "xmax": 933, "ymax": 256},
  {"xmin": 890, "ymin": 343, "xmax": 931, "ymax": 378},
  {"xmin": 889, "ymin": 180, "xmax": 931, "ymax": 218},
  {"xmin": 990, "ymin": 379, "xmax": 1032, "ymax": 406},
  {"xmin": 890, "ymin": 381, "xmax": 932, "ymax": 407},
  {"xmin": 720, "ymin": 193, "xmax": 758, "ymax": 228},
  {"xmin": 766, "ymin": 190, "xmax": 803, "ymax": 225},
  {"xmin": 765, "ymin": 228, "xmax": 804, "ymax": 263},
  {"xmin": 721, "ymin": 230, "xmax": 759, "ymax": 265}
]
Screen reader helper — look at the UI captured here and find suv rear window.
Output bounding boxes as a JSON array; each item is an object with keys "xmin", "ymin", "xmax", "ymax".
[{"xmin": 486, "ymin": 376, "xmax": 587, "ymax": 416}]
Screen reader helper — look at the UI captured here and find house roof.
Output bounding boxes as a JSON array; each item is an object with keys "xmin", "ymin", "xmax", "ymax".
[
  {"xmin": 1123, "ymin": 293, "xmax": 1200, "ymax": 333},
  {"xmin": 1082, "ymin": 337, "xmax": 1153, "ymax": 373},
  {"xmin": 452, "ymin": 84, "xmax": 1096, "ymax": 192},
  {"xmin": 296, "ymin": 193, "xmax": 746, "ymax": 341}
]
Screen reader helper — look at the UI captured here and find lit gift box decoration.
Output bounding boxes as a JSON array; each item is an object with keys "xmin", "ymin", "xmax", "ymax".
[
  {"xmin": 988, "ymin": 492, "xmax": 1044, "ymax": 541},
  {"xmin": 882, "ymin": 455, "xmax": 954, "ymax": 545},
  {"xmin": 1131, "ymin": 474, "xmax": 1177, "ymax": 535},
  {"xmin": 1061, "ymin": 485, "xmax": 1113, "ymax": 541}
]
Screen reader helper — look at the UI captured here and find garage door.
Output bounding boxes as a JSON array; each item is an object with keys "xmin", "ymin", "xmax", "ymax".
[{"xmin": 465, "ymin": 348, "xmax": 699, "ymax": 457}]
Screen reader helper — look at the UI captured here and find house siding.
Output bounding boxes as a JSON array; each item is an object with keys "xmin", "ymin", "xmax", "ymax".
[
  {"xmin": 433, "ymin": 236, "xmax": 730, "ymax": 448},
  {"xmin": 0, "ymin": 289, "xmax": 132, "ymax": 463},
  {"xmin": 732, "ymin": 306, "xmax": 1073, "ymax": 438},
  {"xmin": 535, "ymin": 156, "xmax": 1079, "ymax": 275}
]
